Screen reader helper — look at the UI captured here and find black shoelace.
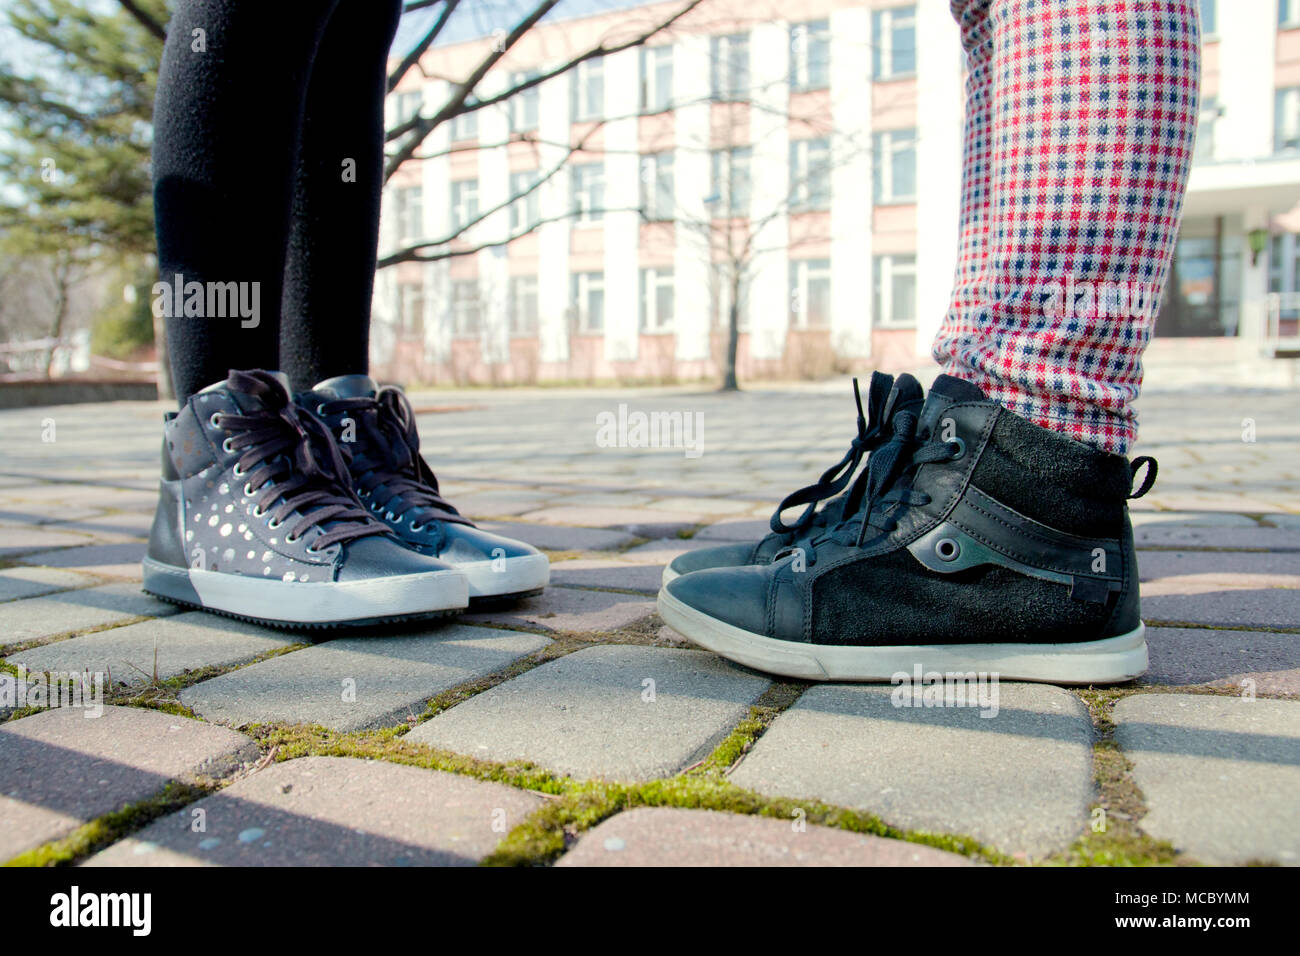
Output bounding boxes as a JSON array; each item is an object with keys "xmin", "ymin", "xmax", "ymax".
[
  {"xmin": 215, "ymin": 370, "xmax": 388, "ymax": 551},
  {"xmin": 316, "ymin": 387, "xmax": 469, "ymax": 532},
  {"xmin": 769, "ymin": 372, "xmax": 902, "ymax": 536},
  {"xmin": 780, "ymin": 408, "xmax": 957, "ymax": 565}
]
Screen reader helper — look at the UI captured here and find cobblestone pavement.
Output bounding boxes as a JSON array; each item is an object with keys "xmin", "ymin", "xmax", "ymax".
[{"xmin": 0, "ymin": 376, "xmax": 1296, "ymax": 866}]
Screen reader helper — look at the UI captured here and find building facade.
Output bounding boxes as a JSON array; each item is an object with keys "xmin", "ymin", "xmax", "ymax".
[{"xmin": 374, "ymin": 0, "xmax": 1300, "ymax": 385}]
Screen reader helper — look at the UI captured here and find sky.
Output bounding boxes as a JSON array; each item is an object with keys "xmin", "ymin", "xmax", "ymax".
[{"xmin": 394, "ymin": 0, "xmax": 664, "ymax": 52}]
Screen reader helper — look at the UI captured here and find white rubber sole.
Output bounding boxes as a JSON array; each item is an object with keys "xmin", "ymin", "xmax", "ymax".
[
  {"xmin": 144, "ymin": 557, "xmax": 468, "ymax": 625},
  {"xmin": 455, "ymin": 553, "xmax": 550, "ymax": 598},
  {"xmin": 661, "ymin": 564, "xmax": 681, "ymax": 588},
  {"xmin": 657, "ymin": 588, "xmax": 1148, "ymax": 685}
]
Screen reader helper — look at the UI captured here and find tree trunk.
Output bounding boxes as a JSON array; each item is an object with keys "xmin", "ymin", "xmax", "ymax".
[
  {"xmin": 152, "ymin": 310, "xmax": 174, "ymax": 402},
  {"xmin": 43, "ymin": 257, "xmax": 70, "ymax": 379},
  {"xmin": 722, "ymin": 283, "xmax": 740, "ymax": 391}
]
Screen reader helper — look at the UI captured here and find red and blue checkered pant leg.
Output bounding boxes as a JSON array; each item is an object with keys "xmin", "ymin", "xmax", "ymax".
[{"xmin": 933, "ymin": 0, "xmax": 1202, "ymax": 455}]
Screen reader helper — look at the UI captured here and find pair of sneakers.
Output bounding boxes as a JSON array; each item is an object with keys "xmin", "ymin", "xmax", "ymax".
[
  {"xmin": 657, "ymin": 372, "xmax": 1158, "ymax": 685},
  {"xmin": 142, "ymin": 369, "xmax": 549, "ymax": 627}
]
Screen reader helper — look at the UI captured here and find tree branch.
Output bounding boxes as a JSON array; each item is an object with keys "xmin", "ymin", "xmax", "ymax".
[
  {"xmin": 116, "ymin": 0, "xmax": 166, "ymax": 42},
  {"xmin": 388, "ymin": 0, "xmax": 460, "ymax": 94}
]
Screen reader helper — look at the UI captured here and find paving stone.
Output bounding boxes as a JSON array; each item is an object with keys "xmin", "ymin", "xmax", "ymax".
[
  {"xmin": 0, "ymin": 525, "xmax": 94, "ymax": 556},
  {"xmin": 0, "ymin": 674, "xmax": 28, "ymax": 718},
  {"xmin": 408, "ymin": 646, "xmax": 771, "ymax": 781},
  {"xmin": 729, "ymin": 683, "xmax": 1094, "ymax": 858},
  {"xmin": 1141, "ymin": 588, "xmax": 1300, "ymax": 630},
  {"xmin": 0, "ymin": 705, "xmax": 256, "ymax": 860},
  {"xmin": 694, "ymin": 518, "xmax": 771, "ymax": 541},
  {"xmin": 617, "ymin": 537, "xmax": 725, "ymax": 564},
  {"xmin": 1128, "ymin": 511, "xmax": 1260, "ymax": 528},
  {"xmin": 550, "ymin": 559, "xmax": 662, "ymax": 593},
  {"xmin": 516, "ymin": 505, "xmax": 701, "ymax": 538},
  {"xmin": 9, "ymin": 611, "xmax": 302, "ymax": 688},
  {"xmin": 452, "ymin": 488, "xmax": 556, "ymax": 516},
  {"xmin": 555, "ymin": 807, "xmax": 977, "ymax": 867},
  {"xmin": 1143, "ymin": 626, "xmax": 1300, "ymax": 696},
  {"xmin": 0, "ymin": 506, "xmax": 106, "ymax": 527},
  {"xmin": 42, "ymin": 511, "xmax": 153, "ymax": 542},
  {"xmin": 1135, "ymin": 525, "xmax": 1300, "ymax": 550},
  {"xmin": 0, "ymin": 566, "xmax": 96, "ymax": 604},
  {"xmin": 477, "ymin": 520, "xmax": 636, "ymax": 552},
  {"xmin": 1114, "ymin": 694, "xmax": 1300, "ymax": 865},
  {"xmin": 644, "ymin": 496, "xmax": 755, "ymax": 515},
  {"xmin": 0, "ymin": 582, "xmax": 179, "ymax": 646},
  {"xmin": 462, "ymin": 586, "xmax": 655, "ymax": 634},
  {"xmin": 1138, "ymin": 550, "xmax": 1300, "ymax": 584},
  {"xmin": 1266, "ymin": 513, "xmax": 1300, "ymax": 528},
  {"xmin": 17, "ymin": 541, "xmax": 146, "ymax": 579},
  {"xmin": 85, "ymin": 756, "xmax": 541, "ymax": 867},
  {"xmin": 179, "ymin": 625, "xmax": 550, "ymax": 731}
]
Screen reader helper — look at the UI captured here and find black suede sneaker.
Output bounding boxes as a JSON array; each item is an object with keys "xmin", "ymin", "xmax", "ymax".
[
  {"xmin": 143, "ymin": 370, "xmax": 469, "ymax": 627},
  {"xmin": 658, "ymin": 374, "xmax": 1157, "ymax": 685},
  {"xmin": 663, "ymin": 372, "xmax": 924, "ymax": 586},
  {"xmin": 297, "ymin": 375, "xmax": 549, "ymax": 602}
]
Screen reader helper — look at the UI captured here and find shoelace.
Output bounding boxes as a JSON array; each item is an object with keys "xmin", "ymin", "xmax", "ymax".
[
  {"xmin": 769, "ymin": 372, "xmax": 900, "ymax": 536},
  {"xmin": 216, "ymin": 370, "xmax": 388, "ymax": 551},
  {"xmin": 316, "ymin": 387, "xmax": 469, "ymax": 531},
  {"xmin": 780, "ymin": 408, "xmax": 956, "ymax": 565}
]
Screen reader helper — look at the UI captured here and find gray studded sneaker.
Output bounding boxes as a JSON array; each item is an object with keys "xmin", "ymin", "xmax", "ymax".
[
  {"xmin": 298, "ymin": 374, "xmax": 549, "ymax": 603},
  {"xmin": 143, "ymin": 369, "xmax": 469, "ymax": 627},
  {"xmin": 658, "ymin": 374, "xmax": 1156, "ymax": 685}
]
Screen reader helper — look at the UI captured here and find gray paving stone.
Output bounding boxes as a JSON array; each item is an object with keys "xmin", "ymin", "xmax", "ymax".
[
  {"xmin": 0, "ymin": 674, "xmax": 28, "ymax": 718},
  {"xmin": 644, "ymin": 496, "xmax": 754, "ymax": 515},
  {"xmin": 730, "ymin": 683, "xmax": 1094, "ymax": 858},
  {"xmin": 17, "ymin": 541, "xmax": 146, "ymax": 579},
  {"xmin": 477, "ymin": 520, "xmax": 635, "ymax": 552},
  {"xmin": 1114, "ymin": 694, "xmax": 1300, "ymax": 865},
  {"xmin": 1138, "ymin": 550, "xmax": 1300, "ymax": 584},
  {"xmin": 1128, "ymin": 511, "xmax": 1260, "ymax": 528},
  {"xmin": 516, "ymin": 505, "xmax": 700, "ymax": 538},
  {"xmin": 0, "ymin": 525, "xmax": 95, "ymax": 556},
  {"xmin": 556, "ymin": 807, "xmax": 977, "ymax": 867},
  {"xmin": 617, "ymin": 537, "xmax": 725, "ymax": 564},
  {"xmin": 550, "ymin": 559, "xmax": 662, "ymax": 593},
  {"xmin": 0, "ymin": 705, "xmax": 256, "ymax": 860},
  {"xmin": 9, "ymin": 611, "xmax": 302, "ymax": 688},
  {"xmin": 0, "ymin": 506, "xmax": 106, "ymax": 527},
  {"xmin": 1144, "ymin": 626, "xmax": 1300, "ymax": 696},
  {"xmin": 462, "ymin": 586, "xmax": 655, "ymax": 634},
  {"xmin": 180, "ymin": 625, "xmax": 550, "ymax": 731},
  {"xmin": 85, "ymin": 756, "xmax": 541, "ymax": 867},
  {"xmin": 693, "ymin": 519, "xmax": 770, "ymax": 542},
  {"xmin": 407, "ymin": 645, "xmax": 771, "ymax": 781},
  {"xmin": 1135, "ymin": 525, "xmax": 1300, "ymax": 550},
  {"xmin": 0, "ymin": 583, "xmax": 179, "ymax": 646},
  {"xmin": 1141, "ymin": 589, "xmax": 1300, "ymax": 630},
  {"xmin": 1266, "ymin": 514, "xmax": 1300, "ymax": 529},
  {"xmin": 0, "ymin": 566, "xmax": 96, "ymax": 604}
]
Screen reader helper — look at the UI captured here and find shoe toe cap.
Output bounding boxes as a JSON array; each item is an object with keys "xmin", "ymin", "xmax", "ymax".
[
  {"xmin": 335, "ymin": 534, "xmax": 456, "ymax": 581},
  {"xmin": 667, "ymin": 541, "xmax": 756, "ymax": 577},
  {"xmin": 664, "ymin": 564, "xmax": 771, "ymax": 636}
]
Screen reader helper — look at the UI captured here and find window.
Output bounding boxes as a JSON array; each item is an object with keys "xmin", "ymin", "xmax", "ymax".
[
  {"xmin": 790, "ymin": 20, "xmax": 830, "ymax": 92},
  {"xmin": 451, "ymin": 279, "xmax": 482, "ymax": 336},
  {"xmin": 873, "ymin": 254, "xmax": 917, "ymax": 327},
  {"xmin": 450, "ymin": 178, "xmax": 480, "ymax": 231},
  {"xmin": 509, "ymin": 71, "xmax": 540, "ymax": 132},
  {"xmin": 448, "ymin": 107, "xmax": 478, "ymax": 142},
  {"xmin": 872, "ymin": 6, "xmax": 916, "ymax": 80},
  {"xmin": 397, "ymin": 283, "xmax": 424, "ymax": 335},
  {"xmin": 509, "ymin": 169, "xmax": 541, "ymax": 232},
  {"xmin": 872, "ymin": 129, "xmax": 917, "ymax": 203},
  {"xmin": 394, "ymin": 186, "xmax": 423, "ymax": 241},
  {"xmin": 570, "ymin": 271, "xmax": 605, "ymax": 333},
  {"xmin": 640, "ymin": 45, "xmax": 673, "ymax": 112},
  {"xmin": 571, "ymin": 57, "xmax": 605, "ymax": 121},
  {"xmin": 394, "ymin": 90, "xmax": 423, "ymax": 125},
  {"xmin": 788, "ymin": 259, "xmax": 831, "ymax": 329},
  {"xmin": 508, "ymin": 275, "xmax": 539, "ymax": 336},
  {"xmin": 710, "ymin": 147, "xmax": 752, "ymax": 218},
  {"xmin": 1194, "ymin": 96, "xmax": 1220, "ymax": 163},
  {"xmin": 790, "ymin": 138, "xmax": 831, "ymax": 211},
  {"xmin": 639, "ymin": 267, "xmax": 674, "ymax": 332},
  {"xmin": 640, "ymin": 152, "xmax": 675, "ymax": 221},
  {"xmin": 710, "ymin": 32, "xmax": 749, "ymax": 100},
  {"xmin": 1199, "ymin": 0, "xmax": 1217, "ymax": 35},
  {"xmin": 571, "ymin": 162, "xmax": 604, "ymax": 224},
  {"xmin": 1281, "ymin": 0, "xmax": 1300, "ymax": 29},
  {"xmin": 1277, "ymin": 87, "xmax": 1300, "ymax": 152}
]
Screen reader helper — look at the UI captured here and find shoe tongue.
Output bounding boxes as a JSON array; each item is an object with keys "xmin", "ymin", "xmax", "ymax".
[
  {"xmin": 919, "ymin": 374, "xmax": 987, "ymax": 434},
  {"xmin": 890, "ymin": 373, "xmax": 926, "ymax": 412},
  {"xmin": 311, "ymin": 374, "xmax": 378, "ymax": 400},
  {"xmin": 200, "ymin": 370, "xmax": 292, "ymax": 413}
]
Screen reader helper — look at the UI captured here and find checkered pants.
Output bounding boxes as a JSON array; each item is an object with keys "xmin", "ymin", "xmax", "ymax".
[{"xmin": 932, "ymin": 0, "xmax": 1202, "ymax": 454}]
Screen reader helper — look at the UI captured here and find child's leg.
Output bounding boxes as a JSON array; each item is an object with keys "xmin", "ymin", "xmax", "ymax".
[
  {"xmin": 279, "ymin": 0, "xmax": 403, "ymax": 391},
  {"xmin": 934, "ymin": 0, "xmax": 1201, "ymax": 454},
  {"xmin": 152, "ymin": 0, "xmax": 338, "ymax": 402}
]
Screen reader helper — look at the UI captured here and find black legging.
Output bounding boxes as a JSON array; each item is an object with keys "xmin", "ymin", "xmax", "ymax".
[{"xmin": 152, "ymin": 0, "xmax": 402, "ymax": 403}]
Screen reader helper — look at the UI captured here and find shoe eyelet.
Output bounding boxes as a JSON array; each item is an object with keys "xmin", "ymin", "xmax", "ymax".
[
  {"xmin": 209, "ymin": 412, "xmax": 224, "ymax": 428},
  {"xmin": 947, "ymin": 436, "xmax": 966, "ymax": 461},
  {"xmin": 222, "ymin": 438, "xmax": 236, "ymax": 454},
  {"xmin": 391, "ymin": 514, "xmax": 403, "ymax": 525},
  {"xmin": 232, "ymin": 463, "xmax": 246, "ymax": 477},
  {"xmin": 409, "ymin": 523, "xmax": 423, "ymax": 533},
  {"xmin": 242, "ymin": 482, "xmax": 254, "ymax": 496},
  {"xmin": 385, "ymin": 512, "xmax": 396, "ymax": 522},
  {"xmin": 267, "ymin": 517, "xmax": 282, "ymax": 530},
  {"xmin": 252, "ymin": 505, "xmax": 265, "ymax": 518},
  {"xmin": 371, "ymin": 502, "xmax": 382, "ymax": 512},
  {"xmin": 285, "ymin": 532, "xmax": 299, "ymax": 544},
  {"xmin": 316, "ymin": 404, "xmax": 327, "ymax": 416},
  {"xmin": 935, "ymin": 537, "xmax": 961, "ymax": 562}
]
